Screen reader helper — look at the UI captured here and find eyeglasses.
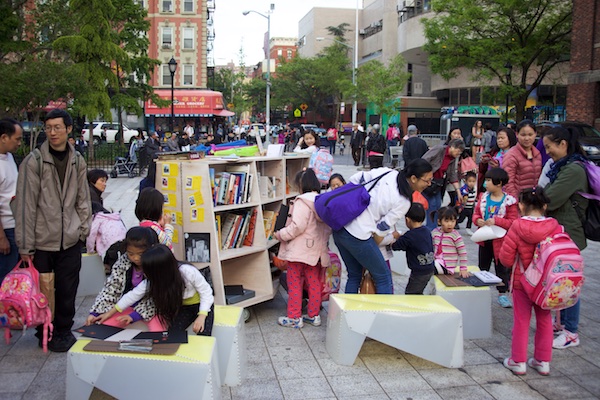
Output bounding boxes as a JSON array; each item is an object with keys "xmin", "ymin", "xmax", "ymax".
[
  {"xmin": 419, "ymin": 177, "xmax": 433, "ymax": 184},
  {"xmin": 45, "ymin": 125, "xmax": 66, "ymax": 132}
]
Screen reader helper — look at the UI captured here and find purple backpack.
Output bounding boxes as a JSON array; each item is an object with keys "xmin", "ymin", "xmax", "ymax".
[
  {"xmin": 315, "ymin": 171, "xmax": 392, "ymax": 231},
  {"xmin": 575, "ymin": 161, "xmax": 600, "ymax": 241}
]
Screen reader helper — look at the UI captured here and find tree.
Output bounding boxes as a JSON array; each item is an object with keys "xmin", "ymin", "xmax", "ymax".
[
  {"xmin": 356, "ymin": 54, "xmax": 410, "ymax": 126},
  {"xmin": 423, "ymin": 0, "xmax": 571, "ymax": 122},
  {"xmin": 325, "ymin": 23, "xmax": 351, "ymax": 43}
]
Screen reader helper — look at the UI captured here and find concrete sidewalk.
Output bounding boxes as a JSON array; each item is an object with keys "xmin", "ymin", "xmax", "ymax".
[{"xmin": 1, "ymin": 158, "xmax": 599, "ymax": 399}]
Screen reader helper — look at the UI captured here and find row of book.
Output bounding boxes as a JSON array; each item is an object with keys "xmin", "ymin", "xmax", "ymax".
[
  {"xmin": 210, "ymin": 166, "xmax": 253, "ymax": 206},
  {"xmin": 216, "ymin": 209, "xmax": 258, "ymax": 250}
]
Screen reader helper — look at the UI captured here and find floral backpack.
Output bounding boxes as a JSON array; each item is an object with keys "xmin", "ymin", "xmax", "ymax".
[
  {"xmin": 0, "ymin": 261, "xmax": 53, "ymax": 352},
  {"xmin": 309, "ymin": 149, "xmax": 334, "ymax": 185},
  {"xmin": 519, "ymin": 230, "xmax": 584, "ymax": 310}
]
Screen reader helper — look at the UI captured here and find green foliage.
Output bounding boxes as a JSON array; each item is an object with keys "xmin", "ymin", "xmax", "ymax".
[
  {"xmin": 423, "ymin": 0, "xmax": 571, "ymax": 120},
  {"xmin": 213, "ymin": 68, "xmax": 247, "ymax": 118},
  {"xmin": 356, "ymin": 54, "xmax": 410, "ymax": 126}
]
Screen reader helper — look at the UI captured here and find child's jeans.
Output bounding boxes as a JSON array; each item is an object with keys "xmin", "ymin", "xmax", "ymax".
[
  {"xmin": 478, "ymin": 240, "xmax": 509, "ymax": 294},
  {"xmin": 287, "ymin": 261, "xmax": 322, "ymax": 319},
  {"xmin": 457, "ymin": 207, "xmax": 474, "ymax": 228},
  {"xmin": 405, "ymin": 272, "xmax": 433, "ymax": 294},
  {"xmin": 511, "ymin": 287, "xmax": 553, "ymax": 363}
]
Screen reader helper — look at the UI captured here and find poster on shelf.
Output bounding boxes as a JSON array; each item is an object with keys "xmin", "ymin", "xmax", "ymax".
[
  {"xmin": 190, "ymin": 207, "xmax": 205, "ymax": 222},
  {"xmin": 164, "ymin": 209, "xmax": 183, "ymax": 226},
  {"xmin": 161, "ymin": 162, "xmax": 179, "ymax": 177},
  {"xmin": 172, "ymin": 229, "xmax": 179, "ymax": 244},
  {"xmin": 161, "ymin": 177, "xmax": 177, "ymax": 192},
  {"xmin": 163, "ymin": 193, "xmax": 177, "ymax": 208},
  {"xmin": 187, "ymin": 191, "xmax": 204, "ymax": 207},
  {"xmin": 185, "ymin": 176, "xmax": 202, "ymax": 191},
  {"xmin": 184, "ymin": 232, "xmax": 211, "ymax": 263}
]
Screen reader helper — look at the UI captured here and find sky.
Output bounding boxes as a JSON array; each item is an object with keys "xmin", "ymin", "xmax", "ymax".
[{"xmin": 213, "ymin": 0, "xmax": 357, "ymax": 66}]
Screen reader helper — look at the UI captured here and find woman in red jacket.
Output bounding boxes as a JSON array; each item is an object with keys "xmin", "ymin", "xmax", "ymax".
[
  {"xmin": 502, "ymin": 120, "xmax": 542, "ymax": 198},
  {"xmin": 499, "ymin": 187, "xmax": 561, "ymax": 376}
]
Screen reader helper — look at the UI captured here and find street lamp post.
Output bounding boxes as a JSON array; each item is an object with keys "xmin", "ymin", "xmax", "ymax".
[
  {"xmin": 316, "ymin": 37, "xmax": 357, "ymax": 126},
  {"xmin": 504, "ymin": 62, "xmax": 512, "ymax": 125},
  {"xmin": 168, "ymin": 57, "xmax": 178, "ymax": 133},
  {"xmin": 243, "ymin": 4, "xmax": 274, "ymax": 135}
]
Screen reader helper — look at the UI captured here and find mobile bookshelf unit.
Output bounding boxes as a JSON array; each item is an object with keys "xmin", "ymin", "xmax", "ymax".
[{"xmin": 155, "ymin": 154, "xmax": 310, "ymax": 314}]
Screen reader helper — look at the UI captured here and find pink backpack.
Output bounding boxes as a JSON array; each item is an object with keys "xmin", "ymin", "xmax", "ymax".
[
  {"xmin": 520, "ymin": 231, "xmax": 585, "ymax": 310},
  {"xmin": 0, "ymin": 261, "xmax": 53, "ymax": 352},
  {"xmin": 320, "ymin": 252, "xmax": 342, "ymax": 301},
  {"xmin": 309, "ymin": 149, "xmax": 334, "ymax": 185}
]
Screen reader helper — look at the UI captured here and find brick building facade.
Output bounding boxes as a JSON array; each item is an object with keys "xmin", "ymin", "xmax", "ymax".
[{"xmin": 567, "ymin": 0, "xmax": 600, "ymax": 128}]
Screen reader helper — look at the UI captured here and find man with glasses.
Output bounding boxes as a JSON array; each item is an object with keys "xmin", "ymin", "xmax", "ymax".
[{"xmin": 14, "ymin": 109, "xmax": 91, "ymax": 352}]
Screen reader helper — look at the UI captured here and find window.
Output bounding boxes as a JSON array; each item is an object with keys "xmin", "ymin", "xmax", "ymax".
[
  {"xmin": 183, "ymin": 64, "xmax": 194, "ymax": 86},
  {"xmin": 162, "ymin": 65, "xmax": 173, "ymax": 86},
  {"xmin": 183, "ymin": 0, "xmax": 194, "ymax": 12},
  {"xmin": 277, "ymin": 49, "xmax": 282, "ymax": 57},
  {"xmin": 162, "ymin": 0, "xmax": 172, "ymax": 12},
  {"xmin": 183, "ymin": 28, "xmax": 194, "ymax": 50},
  {"xmin": 135, "ymin": 0, "xmax": 144, "ymax": 7},
  {"xmin": 287, "ymin": 49, "xmax": 292, "ymax": 59},
  {"xmin": 161, "ymin": 27, "xmax": 172, "ymax": 48}
]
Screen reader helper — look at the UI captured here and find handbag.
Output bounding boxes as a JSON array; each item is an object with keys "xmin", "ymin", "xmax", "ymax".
[
  {"xmin": 460, "ymin": 157, "xmax": 477, "ymax": 175},
  {"xmin": 359, "ymin": 270, "xmax": 376, "ymax": 294},
  {"xmin": 422, "ymin": 177, "xmax": 446, "ymax": 197},
  {"xmin": 314, "ymin": 171, "xmax": 392, "ymax": 231}
]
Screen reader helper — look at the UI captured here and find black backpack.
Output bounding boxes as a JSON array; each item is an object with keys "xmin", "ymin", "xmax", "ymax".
[{"xmin": 369, "ymin": 135, "xmax": 387, "ymax": 154}]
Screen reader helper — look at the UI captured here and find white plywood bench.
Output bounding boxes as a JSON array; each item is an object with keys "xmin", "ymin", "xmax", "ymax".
[
  {"xmin": 77, "ymin": 253, "xmax": 106, "ymax": 298},
  {"xmin": 212, "ymin": 305, "xmax": 247, "ymax": 386},
  {"xmin": 326, "ymin": 294, "xmax": 463, "ymax": 368}
]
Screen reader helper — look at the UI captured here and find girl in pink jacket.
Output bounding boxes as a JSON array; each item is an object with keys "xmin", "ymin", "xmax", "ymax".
[
  {"xmin": 274, "ymin": 169, "xmax": 331, "ymax": 329},
  {"xmin": 499, "ymin": 186, "xmax": 561, "ymax": 376}
]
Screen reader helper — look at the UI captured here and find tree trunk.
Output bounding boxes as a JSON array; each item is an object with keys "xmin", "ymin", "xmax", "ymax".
[
  {"xmin": 118, "ymin": 106, "xmax": 124, "ymax": 146},
  {"xmin": 514, "ymin": 94, "xmax": 527, "ymax": 123},
  {"xmin": 87, "ymin": 115, "xmax": 95, "ymax": 161}
]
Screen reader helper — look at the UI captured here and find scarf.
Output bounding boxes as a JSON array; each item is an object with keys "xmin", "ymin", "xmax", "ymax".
[{"xmin": 547, "ymin": 153, "xmax": 588, "ymax": 184}]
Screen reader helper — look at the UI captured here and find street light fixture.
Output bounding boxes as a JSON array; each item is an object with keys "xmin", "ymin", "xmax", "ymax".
[
  {"xmin": 316, "ymin": 37, "xmax": 358, "ymax": 126},
  {"xmin": 504, "ymin": 62, "xmax": 512, "ymax": 125},
  {"xmin": 168, "ymin": 56, "xmax": 178, "ymax": 133},
  {"xmin": 243, "ymin": 4, "xmax": 274, "ymax": 135}
]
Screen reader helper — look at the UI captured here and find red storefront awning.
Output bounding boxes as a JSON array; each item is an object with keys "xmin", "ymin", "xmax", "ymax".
[
  {"xmin": 214, "ymin": 109, "xmax": 235, "ymax": 117},
  {"xmin": 42, "ymin": 100, "xmax": 67, "ymax": 111},
  {"xmin": 144, "ymin": 89, "xmax": 233, "ymax": 117}
]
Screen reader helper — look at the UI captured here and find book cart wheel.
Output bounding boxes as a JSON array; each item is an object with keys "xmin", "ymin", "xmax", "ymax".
[{"xmin": 242, "ymin": 308, "xmax": 251, "ymax": 323}]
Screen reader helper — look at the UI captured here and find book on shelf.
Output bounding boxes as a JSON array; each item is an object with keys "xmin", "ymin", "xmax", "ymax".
[
  {"xmin": 220, "ymin": 213, "xmax": 237, "ymax": 249},
  {"xmin": 242, "ymin": 208, "xmax": 258, "ymax": 246},
  {"xmin": 224, "ymin": 214, "xmax": 242, "ymax": 249},
  {"xmin": 245, "ymin": 173, "xmax": 253, "ymax": 203},
  {"xmin": 235, "ymin": 210, "xmax": 252, "ymax": 248},
  {"xmin": 216, "ymin": 172, "xmax": 231, "ymax": 205},
  {"xmin": 215, "ymin": 214, "xmax": 222, "ymax": 247},
  {"xmin": 263, "ymin": 210, "xmax": 277, "ymax": 240}
]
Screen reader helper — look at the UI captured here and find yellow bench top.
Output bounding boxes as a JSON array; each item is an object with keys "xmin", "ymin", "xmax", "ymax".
[
  {"xmin": 70, "ymin": 336, "xmax": 216, "ymax": 364},
  {"xmin": 214, "ymin": 305, "xmax": 243, "ymax": 326},
  {"xmin": 330, "ymin": 294, "xmax": 460, "ymax": 314}
]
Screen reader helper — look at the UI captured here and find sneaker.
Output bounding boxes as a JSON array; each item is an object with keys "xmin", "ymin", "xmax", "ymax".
[
  {"xmin": 498, "ymin": 295, "xmax": 512, "ymax": 308},
  {"xmin": 553, "ymin": 330, "xmax": 579, "ymax": 349},
  {"xmin": 48, "ymin": 332, "xmax": 77, "ymax": 353},
  {"xmin": 302, "ymin": 315, "xmax": 321, "ymax": 327},
  {"xmin": 528, "ymin": 358, "xmax": 550, "ymax": 376},
  {"xmin": 278, "ymin": 316, "xmax": 303, "ymax": 329},
  {"xmin": 466, "ymin": 228, "xmax": 474, "ymax": 236},
  {"xmin": 503, "ymin": 358, "xmax": 526, "ymax": 375}
]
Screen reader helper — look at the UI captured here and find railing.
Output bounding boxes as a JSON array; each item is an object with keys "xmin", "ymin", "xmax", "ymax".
[{"xmin": 14, "ymin": 143, "xmax": 148, "ymax": 177}]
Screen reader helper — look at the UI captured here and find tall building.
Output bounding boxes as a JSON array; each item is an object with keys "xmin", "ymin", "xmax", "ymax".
[{"xmin": 567, "ymin": 0, "xmax": 600, "ymax": 128}]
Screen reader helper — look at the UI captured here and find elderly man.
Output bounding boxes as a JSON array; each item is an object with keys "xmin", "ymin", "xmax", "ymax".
[{"xmin": 403, "ymin": 124, "xmax": 429, "ymax": 166}]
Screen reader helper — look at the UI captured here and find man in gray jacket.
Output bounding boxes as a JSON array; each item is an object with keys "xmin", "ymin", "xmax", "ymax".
[{"xmin": 15, "ymin": 109, "xmax": 91, "ymax": 352}]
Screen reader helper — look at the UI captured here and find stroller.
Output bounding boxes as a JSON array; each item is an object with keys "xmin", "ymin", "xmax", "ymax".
[{"xmin": 110, "ymin": 142, "xmax": 138, "ymax": 178}]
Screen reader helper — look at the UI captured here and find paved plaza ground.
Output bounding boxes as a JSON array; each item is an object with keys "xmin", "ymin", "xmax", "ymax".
[{"xmin": 0, "ymin": 152, "xmax": 599, "ymax": 399}]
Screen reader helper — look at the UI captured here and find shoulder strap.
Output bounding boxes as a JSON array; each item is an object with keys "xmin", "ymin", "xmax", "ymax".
[
  {"xmin": 32, "ymin": 148, "xmax": 43, "ymax": 175},
  {"xmin": 363, "ymin": 170, "xmax": 393, "ymax": 192}
]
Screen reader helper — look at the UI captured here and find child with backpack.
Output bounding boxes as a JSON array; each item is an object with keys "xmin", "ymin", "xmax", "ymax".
[
  {"xmin": 499, "ymin": 187, "xmax": 562, "ymax": 376},
  {"xmin": 85, "ymin": 227, "xmax": 162, "ymax": 331},
  {"xmin": 431, "ymin": 207, "xmax": 469, "ymax": 277},
  {"xmin": 274, "ymin": 169, "xmax": 332, "ymax": 328},
  {"xmin": 93, "ymin": 244, "xmax": 215, "ymax": 335},
  {"xmin": 473, "ymin": 167, "xmax": 518, "ymax": 307},
  {"xmin": 136, "ymin": 187, "xmax": 174, "ymax": 250}
]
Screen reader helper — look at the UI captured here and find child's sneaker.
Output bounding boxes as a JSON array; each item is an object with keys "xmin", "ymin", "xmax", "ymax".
[
  {"xmin": 278, "ymin": 316, "xmax": 303, "ymax": 329},
  {"xmin": 498, "ymin": 295, "xmax": 512, "ymax": 308},
  {"xmin": 527, "ymin": 358, "xmax": 550, "ymax": 376},
  {"xmin": 503, "ymin": 358, "xmax": 526, "ymax": 375},
  {"xmin": 465, "ymin": 228, "xmax": 474, "ymax": 236},
  {"xmin": 302, "ymin": 315, "xmax": 321, "ymax": 327},
  {"xmin": 553, "ymin": 330, "xmax": 579, "ymax": 349}
]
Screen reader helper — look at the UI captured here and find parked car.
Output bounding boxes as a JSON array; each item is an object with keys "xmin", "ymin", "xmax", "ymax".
[
  {"xmin": 536, "ymin": 121, "xmax": 600, "ymax": 165},
  {"xmin": 82, "ymin": 121, "xmax": 138, "ymax": 145},
  {"xmin": 247, "ymin": 123, "xmax": 267, "ymax": 140}
]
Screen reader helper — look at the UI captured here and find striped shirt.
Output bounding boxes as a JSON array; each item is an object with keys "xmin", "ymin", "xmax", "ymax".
[
  {"xmin": 460, "ymin": 184, "xmax": 477, "ymax": 209},
  {"xmin": 432, "ymin": 228, "xmax": 467, "ymax": 273}
]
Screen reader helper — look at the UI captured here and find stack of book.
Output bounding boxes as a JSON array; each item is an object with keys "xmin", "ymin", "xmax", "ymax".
[
  {"xmin": 263, "ymin": 210, "xmax": 278, "ymax": 240},
  {"xmin": 218, "ymin": 208, "xmax": 258, "ymax": 250},
  {"xmin": 210, "ymin": 166, "xmax": 253, "ymax": 206}
]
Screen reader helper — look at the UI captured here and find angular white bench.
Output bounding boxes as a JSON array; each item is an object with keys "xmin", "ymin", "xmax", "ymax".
[
  {"xmin": 326, "ymin": 294, "xmax": 463, "ymax": 368},
  {"xmin": 77, "ymin": 253, "xmax": 106, "ymax": 298},
  {"xmin": 432, "ymin": 266, "xmax": 492, "ymax": 339},
  {"xmin": 67, "ymin": 337, "xmax": 221, "ymax": 399},
  {"xmin": 212, "ymin": 305, "xmax": 247, "ymax": 386}
]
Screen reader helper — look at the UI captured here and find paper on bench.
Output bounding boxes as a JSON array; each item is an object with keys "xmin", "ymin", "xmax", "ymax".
[{"xmin": 105, "ymin": 329, "xmax": 143, "ymax": 342}]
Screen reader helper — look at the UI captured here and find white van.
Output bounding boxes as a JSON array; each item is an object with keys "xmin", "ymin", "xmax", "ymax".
[{"xmin": 82, "ymin": 122, "xmax": 138, "ymax": 144}]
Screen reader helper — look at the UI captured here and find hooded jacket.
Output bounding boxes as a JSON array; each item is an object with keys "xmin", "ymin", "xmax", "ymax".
[
  {"xmin": 472, "ymin": 192, "xmax": 518, "ymax": 260},
  {"xmin": 499, "ymin": 216, "xmax": 562, "ymax": 290},
  {"xmin": 86, "ymin": 212, "xmax": 127, "ymax": 257},
  {"xmin": 277, "ymin": 192, "xmax": 332, "ymax": 267},
  {"xmin": 15, "ymin": 141, "xmax": 91, "ymax": 254}
]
